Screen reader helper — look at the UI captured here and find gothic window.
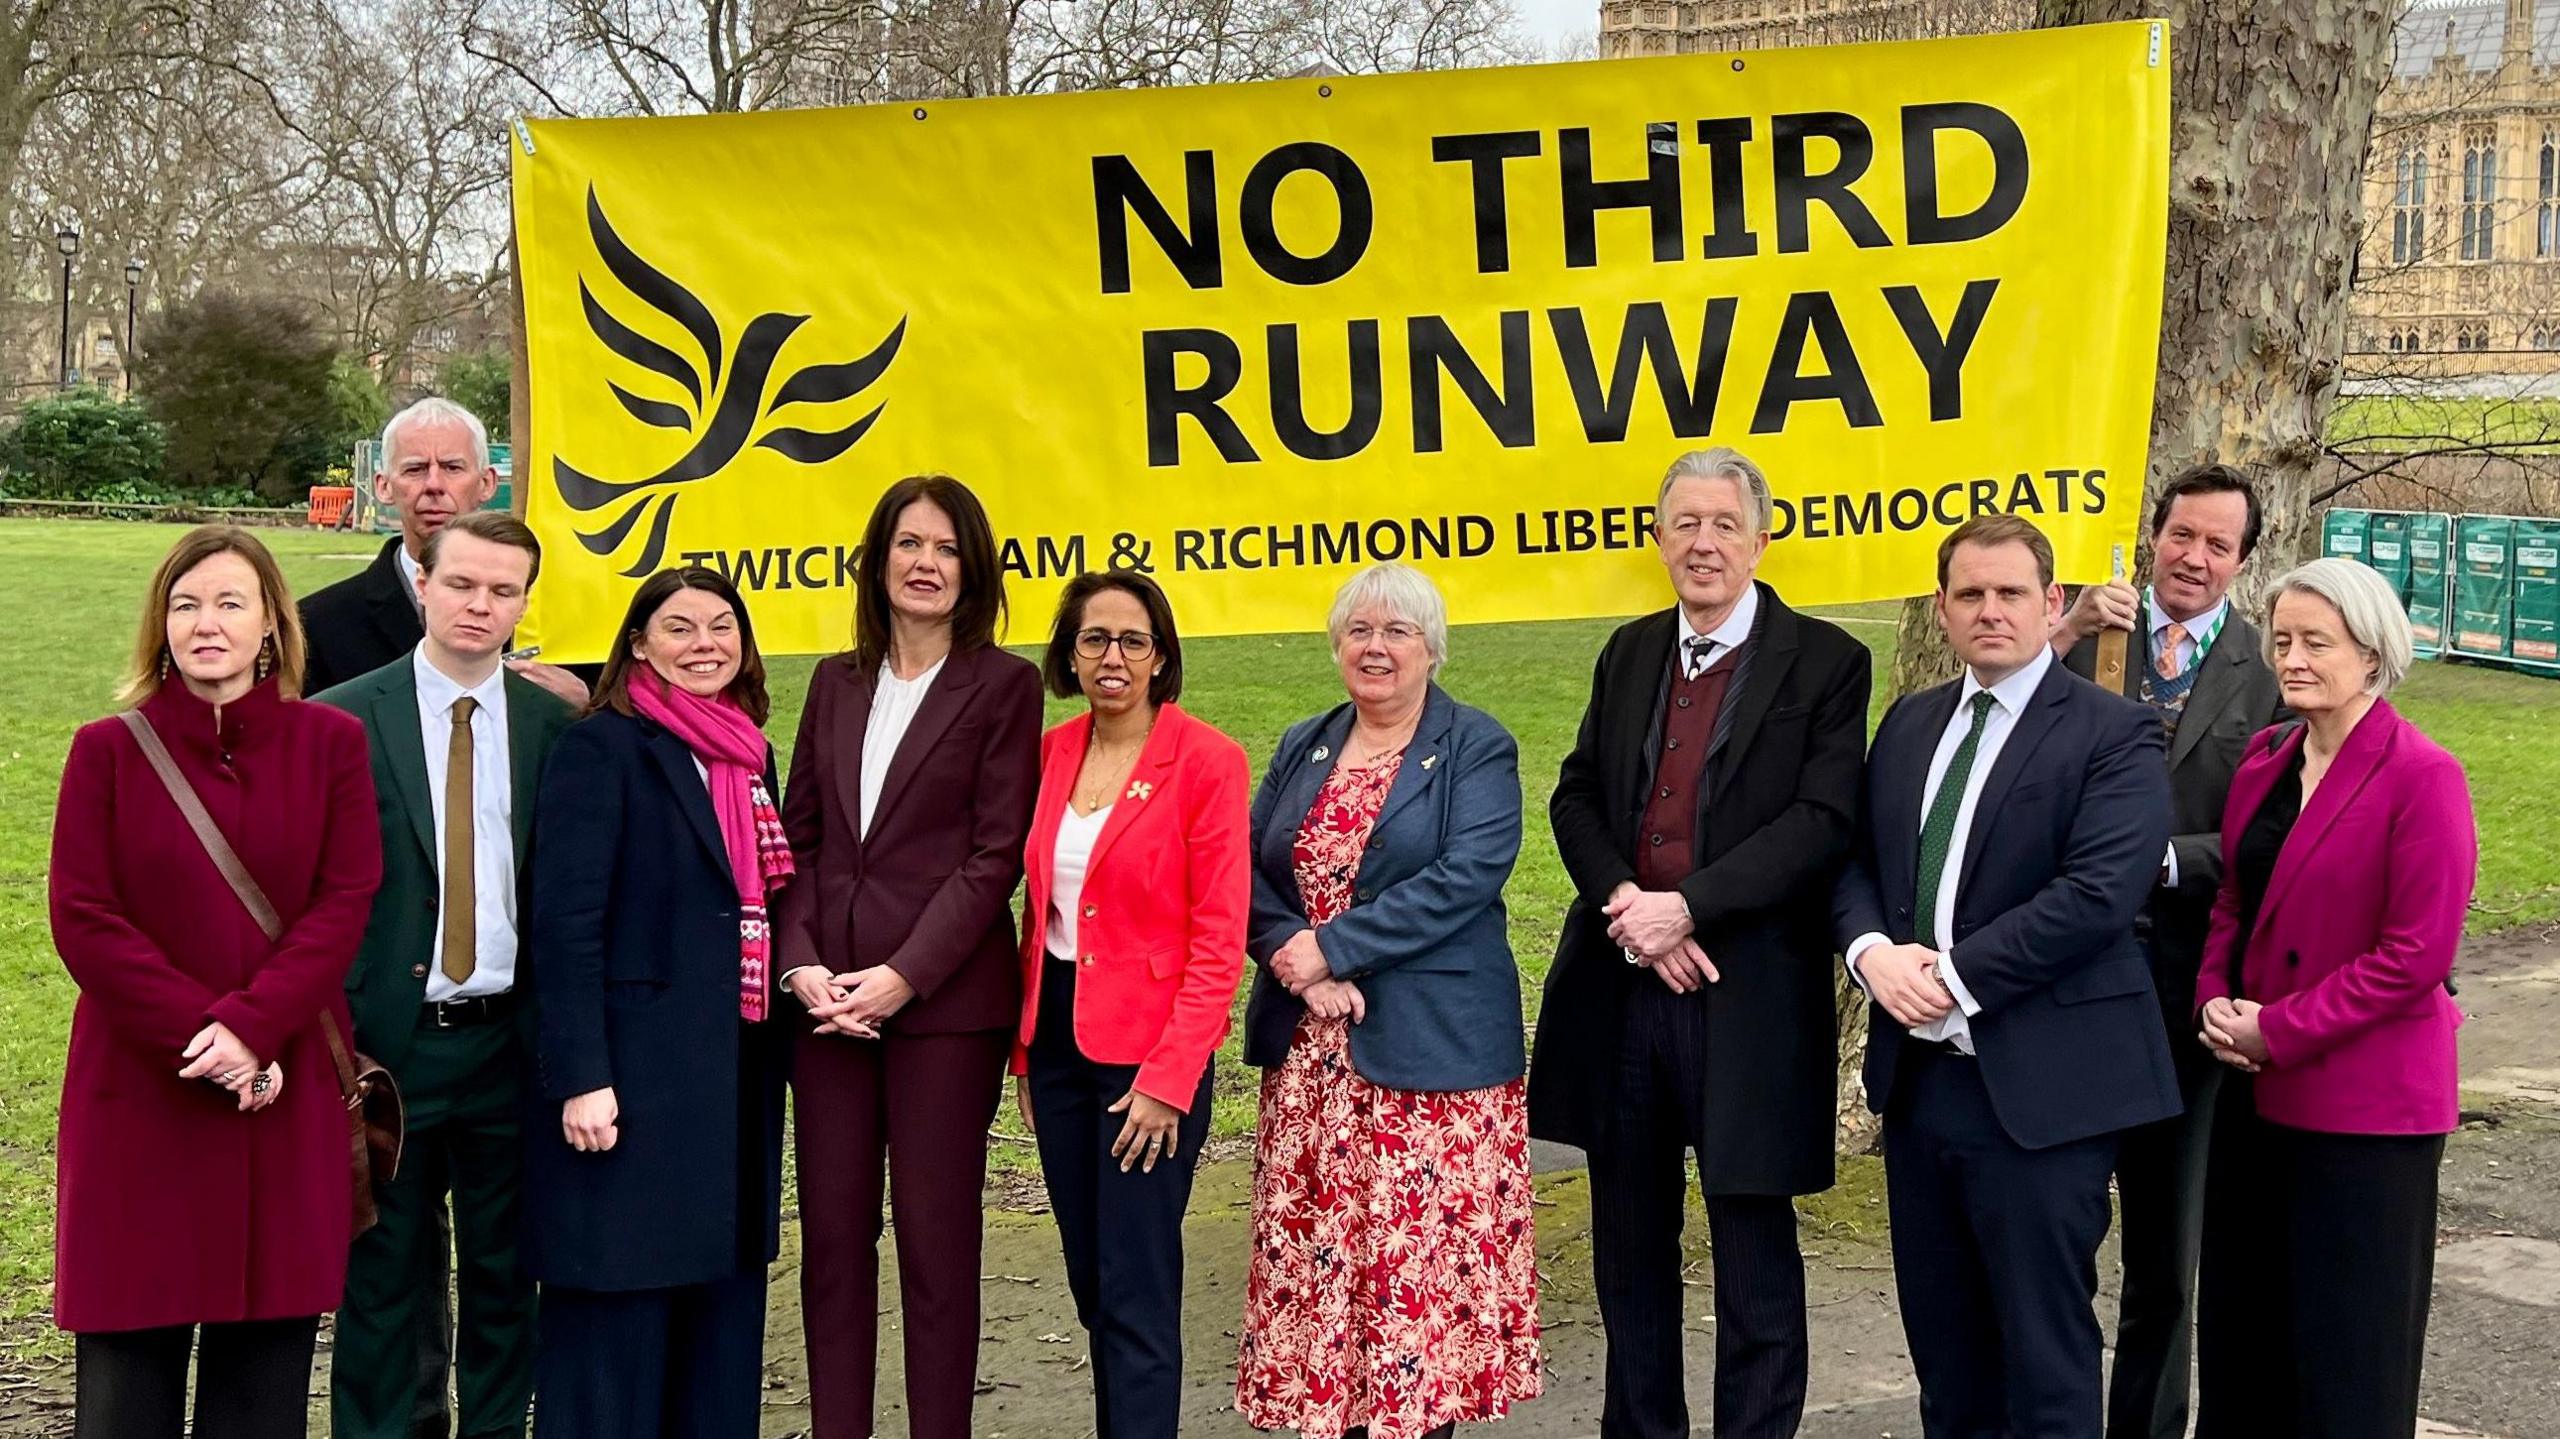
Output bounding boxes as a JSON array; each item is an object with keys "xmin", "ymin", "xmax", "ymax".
[
  {"xmin": 2390, "ymin": 333, "xmax": 2405, "ymax": 352},
  {"xmin": 2462, "ymin": 128, "xmax": 2498, "ymax": 261},
  {"xmin": 2541, "ymin": 128, "xmax": 2557, "ymax": 259}
]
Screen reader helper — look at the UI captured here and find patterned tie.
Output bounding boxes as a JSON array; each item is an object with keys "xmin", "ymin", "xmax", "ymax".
[
  {"xmin": 1913, "ymin": 692, "xmax": 1996, "ymax": 950},
  {"xmin": 442, "ymin": 695, "xmax": 478, "ymax": 985},
  {"xmin": 1683, "ymin": 635, "xmax": 1716, "ymax": 679},
  {"xmin": 2157, "ymin": 621, "xmax": 2189, "ymax": 681}
]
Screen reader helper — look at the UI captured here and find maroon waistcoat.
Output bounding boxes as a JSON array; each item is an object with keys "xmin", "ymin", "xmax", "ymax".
[{"xmin": 1635, "ymin": 655, "xmax": 1737, "ymax": 889}]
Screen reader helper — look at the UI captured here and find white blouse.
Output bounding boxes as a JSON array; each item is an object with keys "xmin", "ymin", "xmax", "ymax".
[
  {"xmin": 860, "ymin": 656, "xmax": 945, "ymax": 839},
  {"xmin": 1045, "ymin": 804, "xmax": 1114, "ymax": 962}
]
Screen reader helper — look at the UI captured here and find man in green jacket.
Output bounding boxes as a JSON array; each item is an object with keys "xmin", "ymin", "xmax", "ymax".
[{"xmin": 318, "ymin": 509, "xmax": 577, "ymax": 1438}]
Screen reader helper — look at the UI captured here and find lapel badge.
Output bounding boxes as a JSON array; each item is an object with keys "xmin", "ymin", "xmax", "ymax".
[
  {"xmin": 1420, "ymin": 754, "xmax": 1438, "ymax": 771},
  {"xmin": 1128, "ymin": 780, "xmax": 1155, "ymax": 801},
  {"xmin": 1311, "ymin": 746, "xmax": 1330, "ymax": 763}
]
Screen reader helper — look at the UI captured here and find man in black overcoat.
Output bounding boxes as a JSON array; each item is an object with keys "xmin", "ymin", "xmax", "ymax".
[{"xmin": 1528, "ymin": 447, "xmax": 1874, "ymax": 1439}]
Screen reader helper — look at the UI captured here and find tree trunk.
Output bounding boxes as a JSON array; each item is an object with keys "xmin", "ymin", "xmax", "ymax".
[{"xmin": 1842, "ymin": 0, "xmax": 2399, "ymax": 1151}]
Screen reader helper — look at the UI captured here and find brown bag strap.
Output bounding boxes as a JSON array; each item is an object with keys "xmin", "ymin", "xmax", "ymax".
[{"xmin": 116, "ymin": 708, "xmax": 359, "ymax": 1098}]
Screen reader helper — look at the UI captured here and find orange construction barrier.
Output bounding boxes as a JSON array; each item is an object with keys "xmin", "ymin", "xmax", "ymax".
[{"xmin": 307, "ymin": 486, "xmax": 355, "ymax": 529}]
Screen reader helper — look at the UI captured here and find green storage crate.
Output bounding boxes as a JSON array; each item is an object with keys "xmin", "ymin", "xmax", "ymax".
[
  {"xmin": 2453, "ymin": 515, "xmax": 2515, "ymax": 661},
  {"xmin": 2322, "ymin": 508, "xmax": 2372, "ymax": 565},
  {"xmin": 2405, "ymin": 513, "xmax": 2453, "ymax": 658},
  {"xmin": 2366, "ymin": 512, "xmax": 2414, "ymax": 600},
  {"xmin": 2513, "ymin": 518, "xmax": 2560, "ymax": 670}
]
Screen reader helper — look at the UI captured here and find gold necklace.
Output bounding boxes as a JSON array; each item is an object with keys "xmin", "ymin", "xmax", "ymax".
[{"xmin": 1074, "ymin": 721, "xmax": 1152, "ymax": 813}]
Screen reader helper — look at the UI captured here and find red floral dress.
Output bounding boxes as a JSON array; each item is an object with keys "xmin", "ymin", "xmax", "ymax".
[{"xmin": 1235, "ymin": 752, "xmax": 1543, "ymax": 1439}]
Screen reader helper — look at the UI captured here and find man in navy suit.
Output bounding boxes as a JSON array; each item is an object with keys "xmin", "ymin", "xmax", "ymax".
[{"xmin": 1835, "ymin": 513, "xmax": 2178, "ymax": 1438}]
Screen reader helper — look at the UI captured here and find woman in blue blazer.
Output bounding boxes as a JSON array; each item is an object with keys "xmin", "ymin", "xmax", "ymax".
[
  {"xmin": 1233, "ymin": 563, "xmax": 1543, "ymax": 1439},
  {"xmin": 525, "ymin": 567, "xmax": 794, "ymax": 1439}
]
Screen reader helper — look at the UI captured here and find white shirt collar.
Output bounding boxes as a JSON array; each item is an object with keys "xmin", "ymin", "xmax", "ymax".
[
  {"xmin": 2146, "ymin": 587, "xmax": 2228, "ymax": 643},
  {"xmin": 1959, "ymin": 639, "xmax": 2055, "ymax": 718},
  {"xmin": 412, "ymin": 645, "xmax": 507, "ymax": 720},
  {"xmin": 395, "ymin": 545, "xmax": 424, "ymax": 612},
  {"xmin": 1675, "ymin": 582, "xmax": 1761, "ymax": 657}
]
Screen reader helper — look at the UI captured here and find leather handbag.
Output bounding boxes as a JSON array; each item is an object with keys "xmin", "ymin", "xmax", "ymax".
[{"xmin": 118, "ymin": 709, "xmax": 404, "ymax": 1236}]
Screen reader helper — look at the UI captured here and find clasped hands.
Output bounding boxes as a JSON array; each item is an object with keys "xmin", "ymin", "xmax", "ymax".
[
  {"xmin": 1858, "ymin": 943, "xmax": 1956, "ymax": 1029},
  {"xmin": 785, "ymin": 964, "xmax": 916, "ymax": 1039},
  {"xmin": 1271, "ymin": 930, "xmax": 1366, "ymax": 1024},
  {"xmin": 180, "ymin": 1020, "xmax": 282, "ymax": 1112},
  {"xmin": 1606, "ymin": 884, "xmax": 1720, "ymax": 993},
  {"xmin": 2197, "ymin": 996, "xmax": 2270, "ymax": 1072}
]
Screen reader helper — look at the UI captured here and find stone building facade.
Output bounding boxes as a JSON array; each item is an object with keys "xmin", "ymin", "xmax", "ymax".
[{"xmin": 1595, "ymin": 0, "xmax": 2560, "ymax": 376}]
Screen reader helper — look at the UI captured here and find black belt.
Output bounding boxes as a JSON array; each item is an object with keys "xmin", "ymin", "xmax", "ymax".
[{"xmin": 422, "ymin": 993, "xmax": 515, "ymax": 1028}]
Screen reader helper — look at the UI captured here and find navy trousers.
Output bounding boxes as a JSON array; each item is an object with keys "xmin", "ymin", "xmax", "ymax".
[
  {"xmin": 532, "ymin": 1271, "xmax": 768, "ymax": 1439},
  {"xmin": 1884, "ymin": 1044, "xmax": 2119, "ymax": 1439},
  {"xmin": 1586, "ymin": 983, "xmax": 1809, "ymax": 1439},
  {"xmin": 1026, "ymin": 958, "xmax": 1216, "ymax": 1439}
]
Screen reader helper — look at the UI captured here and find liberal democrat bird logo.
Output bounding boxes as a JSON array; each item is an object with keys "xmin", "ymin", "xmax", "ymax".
[{"xmin": 555, "ymin": 187, "xmax": 907, "ymax": 576}]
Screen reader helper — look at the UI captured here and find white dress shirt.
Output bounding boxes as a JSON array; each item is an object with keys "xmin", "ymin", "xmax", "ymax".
[
  {"xmin": 1846, "ymin": 643, "xmax": 2055, "ymax": 1054},
  {"xmin": 1045, "ymin": 804, "xmax": 1113, "ymax": 962},
  {"xmin": 860, "ymin": 657, "xmax": 945, "ymax": 839},
  {"xmin": 414, "ymin": 647, "xmax": 516, "ymax": 1001},
  {"xmin": 2146, "ymin": 589, "xmax": 2227, "ymax": 889},
  {"xmin": 396, "ymin": 545, "xmax": 425, "ymax": 618},
  {"xmin": 1675, "ymin": 583, "xmax": 1760, "ymax": 678}
]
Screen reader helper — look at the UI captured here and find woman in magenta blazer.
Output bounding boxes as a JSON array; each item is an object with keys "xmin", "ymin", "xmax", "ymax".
[
  {"xmin": 772, "ymin": 476, "xmax": 1042, "ymax": 1439},
  {"xmin": 2191, "ymin": 557, "xmax": 2477, "ymax": 1439},
  {"xmin": 1014, "ymin": 569, "xmax": 1249, "ymax": 1439}
]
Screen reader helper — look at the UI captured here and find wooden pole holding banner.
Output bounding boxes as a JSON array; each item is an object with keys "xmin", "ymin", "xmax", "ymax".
[
  {"xmin": 507, "ymin": 226, "xmax": 530, "ymax": 518},
  {"xmin": 2094, "ymin": 543, "xmax": 2130, "ymax": 691}
]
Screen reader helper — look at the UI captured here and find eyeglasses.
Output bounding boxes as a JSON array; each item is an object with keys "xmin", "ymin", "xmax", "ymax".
[
  {"xmin": 1074, "ymin": 628, "xmax": 1156, "ymax": 660},
  {"xmin": 1342, "ymin": 621, "xmax": 1424, "ymax": 646}
]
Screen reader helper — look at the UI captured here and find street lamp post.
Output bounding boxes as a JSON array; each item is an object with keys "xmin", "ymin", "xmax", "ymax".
[
  {"xmin": 55, "ymin": 225, "xmax": 80, "ymax": 389},
  {"xmin": 123, "ymin": 259, "xmax": 143, "ymax": 395}
]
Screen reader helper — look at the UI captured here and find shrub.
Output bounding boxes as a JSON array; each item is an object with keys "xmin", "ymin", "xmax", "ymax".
[{"xmin": 0, "ymin": 388, "xmax": 167, "ymax": 500}]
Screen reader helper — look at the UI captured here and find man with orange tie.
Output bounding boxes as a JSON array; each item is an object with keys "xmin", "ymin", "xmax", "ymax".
[
  {"xmin": 318, "ymin": 511, "xmax": 577, "ymax": 1438},
  {"xmin": 2051, "ymin": 464, "xmax": 2284, "ymax": 1439}
]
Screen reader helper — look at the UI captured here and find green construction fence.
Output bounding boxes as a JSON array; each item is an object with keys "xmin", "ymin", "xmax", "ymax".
[{"xmin": 2320, "ymin": 507, "xmax": 2557, "ymax": 677}]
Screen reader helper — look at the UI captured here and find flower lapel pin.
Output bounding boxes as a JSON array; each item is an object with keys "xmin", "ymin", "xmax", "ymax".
[
  {"xmin": 1310, "ymin": 746, "xmax": 1330, "ymax": 764},
  {"xmin": 1420, "ymin": 754, "xmax": 1438, "ymax": 771},
  {"xmin": 1127, "ymin": 780, "xmax": 1155, "ymax": 801}
]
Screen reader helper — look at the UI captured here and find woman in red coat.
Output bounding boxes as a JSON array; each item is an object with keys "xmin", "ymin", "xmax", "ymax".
[
  {"xmin": 1014, "ymin": 569, "xmax": 1250, "ymax": 1439},
  {"xmin": 49, "ymin": 525, "xmax": 383, "ymax": 1438}
]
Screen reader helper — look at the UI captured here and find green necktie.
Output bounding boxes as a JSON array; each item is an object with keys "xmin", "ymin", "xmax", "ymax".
[{"xmin": 1913, "ymin": 692, "xmax": 1996, "ymax": 950}]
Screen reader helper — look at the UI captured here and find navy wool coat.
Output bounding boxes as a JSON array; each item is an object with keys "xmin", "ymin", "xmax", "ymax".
[
  {"xmin": 1243, "ymin": 684, "xmax": 1527, "ymax": 1093},
  {"xmin": 522, "ymin": 707, "xmax": 789, "ymax": 1293}
]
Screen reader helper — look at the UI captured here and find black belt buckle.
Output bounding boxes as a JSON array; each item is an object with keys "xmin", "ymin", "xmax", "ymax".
[{"xmin": 424, "ymin": 994, "xmax": 505, "ymax": 1029}]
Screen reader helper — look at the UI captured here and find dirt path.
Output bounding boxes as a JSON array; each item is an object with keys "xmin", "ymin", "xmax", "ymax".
[{"xmin": 3, "ymin": 929, "xmax": 2554, "ymax": 1437}]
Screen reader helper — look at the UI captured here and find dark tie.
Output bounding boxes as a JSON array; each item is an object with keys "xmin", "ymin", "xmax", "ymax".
[
  {"xmin": 1682, "ymin": 635, "xmax": 1716, "ymax": 679},
  {"xmin": 1913, "ymin": 692, "xmax": 1996, "ymax": 950},
  {"xmin": 443, "ymin": 696, "xmax": 478, "ymax": 985}
]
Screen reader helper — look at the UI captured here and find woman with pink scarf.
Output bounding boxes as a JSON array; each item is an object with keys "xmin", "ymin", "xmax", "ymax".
[{"xmin": 524, "ymin": 566, "xmax": 796, "ymax": 1439}]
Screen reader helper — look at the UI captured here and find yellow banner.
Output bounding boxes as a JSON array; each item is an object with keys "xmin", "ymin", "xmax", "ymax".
[{"xmin": 514, "ymin": 22, "xmax": 2169, "ymax": 661}]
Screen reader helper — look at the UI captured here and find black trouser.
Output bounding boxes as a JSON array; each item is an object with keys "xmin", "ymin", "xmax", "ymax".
[
  {"xmin": 1026, "ymin": 958, "xmax": 1215, "ymax": 1439},
  {"xmin": 1586, "ymin": 983, "xmax": 1808, "ymax": 1439},
  {"xmin": 74, "ymin": 1315, "xmax": 319, "ymax": 1439},
  {"xmin": 1885, "ymin": 1044, "xmax": 2119, "ymax": 1439},
  {"xmin": 2105, "ymin": 977, "xmax": 2225, "ymax": 1439},
  {"xmin": 2194, "ymin": 1083, "xmax": 2444, "ymax": 1439},
  {"xmin": 338, "ymin": 1015, "xmax": 536, "ymax": 1439},
  {"xmin": 532, "ymin": 1271, "xmax": 768, "ymax": 1439}
]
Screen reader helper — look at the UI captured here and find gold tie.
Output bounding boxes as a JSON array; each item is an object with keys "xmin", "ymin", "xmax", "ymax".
[
  {"xmin": 2156, "ymin": 621, "xmax": 2188, "ymax": 681},
  {"xmin": 443, "ymin": 696, "xmax": 478, "ymax": 985}
]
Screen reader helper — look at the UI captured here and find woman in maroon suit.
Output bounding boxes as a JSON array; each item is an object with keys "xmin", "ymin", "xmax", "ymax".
[
  {"xmin": 773, "ymin": 475, "xmax": 1043, "ymax": 1439},
  {"xmin": 49, "ymin": 525, "xmax": 383, "ymax": 1438},
  {"xmin": 2193, "ymin": 557, "xmax": 2478, "ymax": 1439}
]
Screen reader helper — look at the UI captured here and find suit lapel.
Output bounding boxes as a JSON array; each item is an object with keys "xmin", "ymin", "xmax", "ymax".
[
  {"xmin": 366, "ymin": 540, "xmax": 422, "ymax": 657},
  {"xmin": 1370, "ymin": 686, "xmax": 1455, "ymax": 836},
  {"xmin": 1266, "ymin": 706, "xmax": 1355, "ymax": 869},
  {"xmin": 2169, "ymin": 618, "xmax": 2256, "ymax": 770},
  {"xmin": 1022, "ymin": 716, "xmax": 1085, "ymax": 920},
  {"xmin": 1887, "ymin": 682, "xmax": 1960, "ymax": 899},
  {"xmin": 1706, "ymin": 586, "xmax": 1796, "ymax": 802},
  {"xmin": 1619, "ymin": 611, "xmax": 1678, "ymax": 802},
  {"xmin": 502, "ymin": 672, "xmax": 548, "ymax": 857},
  {"xmin": 2250, "ymin": 704, "xmax": 2397, "ymax": 950},
  {"xmin": 866, "ymin": 651, "xmax": 981, "ymax": 838},
  {"xmin": 1953, "ymin": 665, "xmax": 2070, "ymax": 908},
  {"xmin": 367, "ymin": 674, "xmax": 438, "ymax": 869},
  {"xmin": 1085, "ymin": 707, "xmax": 1182, "ymax": 877},
  {"xmin": 827, "ymin": 658, "xmax": 873, "ymax": 855},
  {"xmin": 646, "ymin": 726, "xmax": 733, "ymax": 878}
]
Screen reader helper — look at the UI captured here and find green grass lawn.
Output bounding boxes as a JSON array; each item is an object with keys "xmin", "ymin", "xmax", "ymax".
[
  {"xmin": 1, "ymin": 519, "xmax": 2554, "ymax": 1350},
  {"xmin": 2328, "ymin": 393, "xmax": 2560, "ymax": 454}
]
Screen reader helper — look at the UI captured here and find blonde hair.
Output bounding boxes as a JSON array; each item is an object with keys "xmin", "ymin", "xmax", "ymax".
[
  {"xmin": 2264, "ymin": 556, "xmax": 2415, "ymax": 698},
  {"xmin": 120, "ymin": 525, "xmax": 306, "ymax": 706}
]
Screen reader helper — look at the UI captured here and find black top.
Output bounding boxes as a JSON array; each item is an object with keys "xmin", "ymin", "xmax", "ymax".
[{"xmin": 2230, "ymin": 745, "xmax": 2308, "ymax": 1000}]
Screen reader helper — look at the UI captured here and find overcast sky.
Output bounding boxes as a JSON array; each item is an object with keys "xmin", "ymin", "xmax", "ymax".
[{"xmin": 1515, "ymin": 0, "xmax": 1602, "ymax": 49}]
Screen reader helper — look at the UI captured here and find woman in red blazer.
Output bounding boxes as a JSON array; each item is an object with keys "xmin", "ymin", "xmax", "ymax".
[
  {"xmin": 772, "ymin": 476, "xmax": 1042, "ymax": 1439},
  {"xmin": 49, "ymin": 525, "xmax": 382, "ymax": 1438},
  {"xmin": 1014, "ymin": 569, "xmax": 1249, "ymax": 1439},
  {"xmin": 2191, "ymin": 558, "xmax": 2477, "ymax": 1439}
]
